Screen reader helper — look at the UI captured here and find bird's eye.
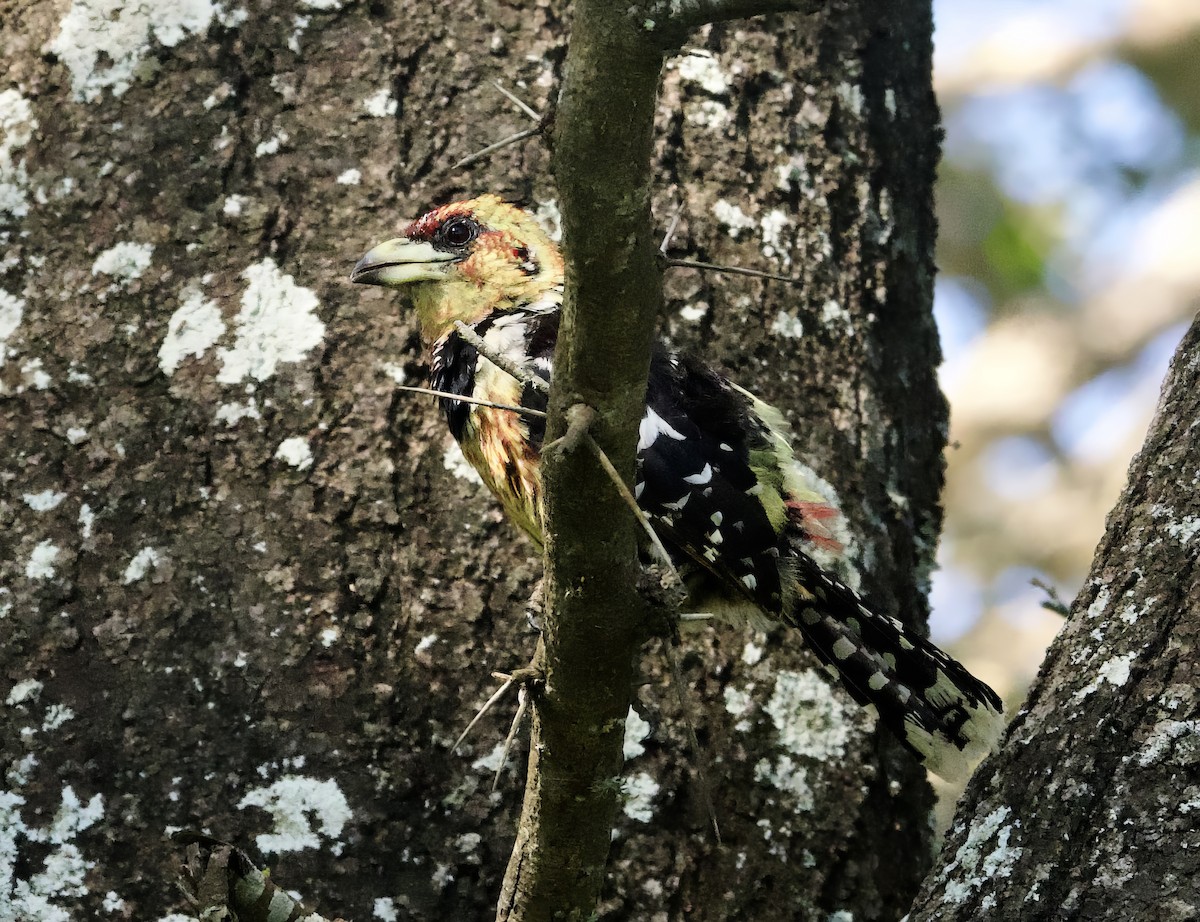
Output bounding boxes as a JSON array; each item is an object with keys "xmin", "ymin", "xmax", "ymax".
[{"xmin": 440, "ymin": 217, "xmax": 478, "ymax": 248}]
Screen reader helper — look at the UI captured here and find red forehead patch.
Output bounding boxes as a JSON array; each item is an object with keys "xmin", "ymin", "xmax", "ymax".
[{"xmin": 404, "ymin": 203, "xmax": 474, "ymax": 240}]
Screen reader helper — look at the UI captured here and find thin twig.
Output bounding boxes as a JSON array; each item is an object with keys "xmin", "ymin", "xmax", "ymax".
[
  {"xmin": 662, "ymin": 636, "xmax": 722, "ymax": 843},
  {"xmin": 453, "ymin": 676, "xmax": 516, "ymax": 754},
  {"xmin": 453, "ymin": 126, "xmax": 541, "ymax": 170},
  {"xmin": 453, "ymin": 321, "xmax": 549, "ymax": 393},
  {"xmin": 585, "ymin": 434, "xmax": 679, "ymax": 581},
  {"xmin": 660, "ymin": 199, "xmax": 686, "ymax": 255},
  {"xmin": 395, "ymin": 383, "xmax": 546, "ymax": 419},
  {"xmin": 663, "ymin": 256, "xmax": 799, "ymax": 285},
  {"xmin": 492, "ymin": 79, "xmax": 543, "ymax": 123},
  {"xmin": 494, "ymin": 685, "xmax": 530, "ymax": 791}
]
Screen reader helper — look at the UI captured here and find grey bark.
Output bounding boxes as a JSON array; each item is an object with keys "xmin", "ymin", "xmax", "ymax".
[
  {"xmin": 1, "ymin": 1, "xmax": 944, "ymax": 920},
  {"xmin": 908, "ymin": 317, "xmax": 1200, "ymax": 921}
]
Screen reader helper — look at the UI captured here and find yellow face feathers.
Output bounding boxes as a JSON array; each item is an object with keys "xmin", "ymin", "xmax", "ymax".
[{"xmin": 351, "ymin": 194, "xmax": 564, "ymax": 344}]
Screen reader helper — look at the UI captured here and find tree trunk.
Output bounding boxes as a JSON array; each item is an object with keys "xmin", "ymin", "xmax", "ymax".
[
  {"xmin": 908, "ymin": 316, "xmax": 1200, "ymax": 921},
  {"xmin": 1, "ymin": 1, "xmax": 943, "ymax": 919}
]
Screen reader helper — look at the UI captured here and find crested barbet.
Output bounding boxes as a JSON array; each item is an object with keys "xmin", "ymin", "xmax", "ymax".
[{"xmin": 351, "ymin": 194, "xmax": 1004, "ymax": 781}]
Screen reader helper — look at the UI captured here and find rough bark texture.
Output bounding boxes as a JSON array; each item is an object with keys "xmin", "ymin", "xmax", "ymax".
[
  {"xmin": 1, "ymin": 1, "xmax": 943, "ymax": 920},
  {"xmin": 909, "ymin": 316, "xmax": 1200, "ymax": 921}
]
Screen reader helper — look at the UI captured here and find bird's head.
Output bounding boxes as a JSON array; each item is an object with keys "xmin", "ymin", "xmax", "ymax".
[{"xmin": 351, "ymin": 194, "xmax": 563, "ymax": 344}]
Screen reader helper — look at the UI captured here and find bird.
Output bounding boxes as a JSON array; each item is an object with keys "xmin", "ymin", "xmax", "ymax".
[{"xmin": 351, "ymin": 194, "xmax": 1005, "ymax": 781}]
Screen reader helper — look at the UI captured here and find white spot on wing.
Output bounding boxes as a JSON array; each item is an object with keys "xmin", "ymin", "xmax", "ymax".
[
  {"xmin": 638, "ymin": 408, "xmax": 686, "ymax": 452},
  {"xmin": 683, "ymin": 463, "xmax": 712, "ymax": 485}
]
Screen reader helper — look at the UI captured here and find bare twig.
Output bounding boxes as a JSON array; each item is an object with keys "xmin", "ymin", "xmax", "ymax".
[
  {"xmin": 453, "ymin": 675, "xmax": 516, "ymax": 754},
  {"xmin": 395, "ymin": 383, "xmax": 546, "ymax": 419},
  {"xmin": 453, "ymin": 321, "xmax": 549, "ymax": 393},
  {"xmin": 662, "ymin": 255, "xmax": 799, "ymax": 285},
  {"xmin": 453, "ymin": 126, "xmax": 542, "ymax": 170},
  {"xmin": 586, "ymin": 434, "xmax": 679, "ymax": 581},
  {"xmin": 646, "ymin": 0, "xmax": 823, "ymax": 47},
  {"xmin": 492, "ymin": 79, "xmax": 543, "ymax": 123},
  {"xmin": 659, "ymin": 199, "xmax": 686, "ymax": 255},
  {"xmin": 494, "ymin": 685, "xmax": 531, "ymax": 791}
]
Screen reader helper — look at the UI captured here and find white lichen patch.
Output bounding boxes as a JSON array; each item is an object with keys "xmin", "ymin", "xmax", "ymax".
[
  {"xmin": 91, "ymin": 242, "xmax": 153, "ymax": 282},
  {"xmin": 623, "ymin": 707, "xmax": 651, "ymax": 760},
  {"xmin": 621, "ymin": 771, "xmax": 659, "ymax": 822},
  {"xmin": 725, "ymin": 684, "xmax": 756, "ymax": 733},
  {"xmin": 42, "ymin": 704, "xmax": 74, "ymax": 731},
  {"xmin": 760, "ymin": 209, "xmax": 791, "ymax": 266},
  {"xmin": 21, "ymin": 357, "xmax": 52, "ymax": 391},
  {"xmin": 0, "ymin": 785, "xmax": 105, "ymax": 922},
  {"xmin": 22, "ymin": 491, "xmax": 67, "ymax": 512},
  {"xmin": 336, "ymin": 168, "xmax": 362, "ymax": 186},
  {"xmin": 159, "ymin": 287, "xmax": 226, "ymax": 374},
  {"xmin": 821, "ymin": 299, "xmax": 852, "ymax": 330},
  {"xmin": 743, "ymin": 638, "xmax": 765, "ymax": 665},
  {"xmin": 937, "ymin": 806, "xmax": 1023, "ymax": 905},
  {"xmin": 25, "ymin": 541, "xmax": 59, "ymax": 580},
  {"xmin": 300, "ymin": 0, "xmax": 342, "ymax": 8},
  {"xmin": 215, "ymin": 399, "xmax": 261, "ymax": 426},
  {"xmin": 755, "ymin": 754, "xmax": 813, "ymax": 811},
  {"xmin": 712, "ymin": 199, "xmax": 755, "ymax": 237},
  {"xmin": 753, "ymin": 669, "xmax": 859, "ymax": 810},
  {"xmin": 443, "ymin": 442, "xmax": 484, "ymax": 486},
  {"xmin": 5, "ymin": 679, "xmax": 43, "ymax": 707},
  {"xmin": 46, "ymin": 0, "xmax": 223, "ymax": 101},
  {"xmin": 685, "ymin": 99, "xmax": 731, "ymax": 130},
  {"xmin": 0, "ymin": 89, "xmax": 37, "ymax": 219},
  {"xmin": 835, "ymin": 82, "xmax": 865, "ymax": 116},
  {"xmin": 676, "ymin": 51, "xmax": 731, "ymax": 94},
  {"xmin": 471, "ymin": 742, "xmax": 510, "ymax": 775},
  {"xmin": 237, "ymin": 775, "xmax": 351, "ymax": 855},
  {"xmin": 78, "ymin": 504, "xmax": 95, "ymax": 540},
  {"xmin": 1085, "ymin": 583, "xmax": 1112, "ymax": 620},
  {"xmin": 0, "ymin": 290, "xmax": 24, "ymax": 366},
  {"xmin": 122, "ymin": 547, "xmax": 162, "ymax": 584},
  {"xmin": 765, "ymin": 669, "xmax": 857, "ymax": 762},
  {"xmin": 216, "ymin": 258, "xmax": 325, "ymax": 384},
  {"xmin": 363, "ymin": 87, "xmax": 398, "ymax": 118},
  {"xmin": 1073, "ymin": 653, "xmax": 1136, "ymax": 701},
  {"xmin": 1137, "ymin": 719, "xmax": 1200, "ymax": 767},
  {"xmin": 222, "ymin": 194, "xmax": 247, "ymax": 216},
  {"xmin": 678, "ymin": 302, "xmax": 708, "ymax": 322},
  {"xmin": 1165, "ymin": 515, "xmax": 1200, "ymax": 546},
  {"xmin": 770, "ymin": 311, "xmax": 804, "ymax": 339},
  {"xmin": 275, "ymin": 436, "xmax": 313, "ymax": 470},
  {"xmin": 373, "ymin": 897, "xmax": 399, "ymax": 921},
  {"xmin": 254, "ymin": 132, "xmax": 288, "ymax": 157}
]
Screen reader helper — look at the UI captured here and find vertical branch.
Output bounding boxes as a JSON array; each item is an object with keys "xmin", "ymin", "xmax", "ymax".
[{"xmin": 495, "ymin": 4, "xmax": 667, "ymax": 920}]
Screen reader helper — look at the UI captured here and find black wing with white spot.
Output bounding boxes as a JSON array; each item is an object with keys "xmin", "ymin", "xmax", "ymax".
[{"xmin": 635, "ymin": 350, "xmax": 790, "ymax": 611}]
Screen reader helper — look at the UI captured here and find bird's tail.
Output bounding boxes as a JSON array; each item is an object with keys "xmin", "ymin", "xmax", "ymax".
[{"xmin": 782, "ymin": 551, "xmax": 1005, "ymax": 782}]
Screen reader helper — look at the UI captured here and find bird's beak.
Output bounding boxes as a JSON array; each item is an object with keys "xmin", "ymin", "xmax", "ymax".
[{"xmin": 350, "ymin": 237, "xmax": 458, "ymax": 287}]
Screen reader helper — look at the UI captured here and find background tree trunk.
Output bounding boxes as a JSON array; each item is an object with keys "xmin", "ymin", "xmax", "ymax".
[
  {"xmin": 1, "ymin": 1, "xmax": 944, "ymax": 919},
  {"xmin": 908, "ymin": 315, "xmax": 1200, "ymax": 921}
]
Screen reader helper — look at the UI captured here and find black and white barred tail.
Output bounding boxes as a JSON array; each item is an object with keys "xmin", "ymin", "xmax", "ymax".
[{"xmin": 784, "ymin": 549, "xmax": 1005, "ymax": 782}]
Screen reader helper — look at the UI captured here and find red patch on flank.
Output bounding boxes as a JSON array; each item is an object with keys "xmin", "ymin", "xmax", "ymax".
[{"xmin": 786, "ymin": 500, "xmax": 844, "ymax": 552}]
